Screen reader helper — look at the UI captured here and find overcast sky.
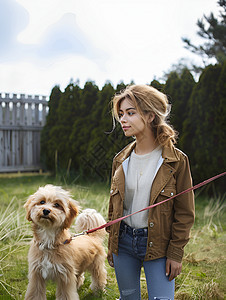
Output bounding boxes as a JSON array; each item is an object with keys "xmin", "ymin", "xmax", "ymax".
[{"xmin": 0, "ymin": 0, "xmax": 220, "ymax": 96}]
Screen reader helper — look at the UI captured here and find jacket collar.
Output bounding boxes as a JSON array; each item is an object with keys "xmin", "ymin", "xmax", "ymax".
[
  {"xmin": 114, "ymin": 141, "xmax": 136, "ymax": 164},
  {"xmin": 114, "ymin": 141, "xmax": 180, "ymax": 164},
  {"xmin": 162, "ymin": 143, "xmax": 180, "ymax": 162}
]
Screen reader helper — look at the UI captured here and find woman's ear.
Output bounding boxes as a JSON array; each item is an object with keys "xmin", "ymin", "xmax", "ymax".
[{"xmin": 147, "ymin": 112, "xmax": 155, "ymax": 124}]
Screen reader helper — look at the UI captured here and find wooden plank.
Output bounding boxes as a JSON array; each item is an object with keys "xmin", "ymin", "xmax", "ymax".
[
  {"xmin": 36, "ymin": 131, "xmax": 41, "ymax": 164},
  {"xmin": 23, "ymin": 131, "xmax": 27, "ymax": 165},
  {"xmin": 12, "ymin": 102, "xmax": 17, "ymax": 125},
  {"xmin": 5, "ymin": 102, "xmax": 9, "ymax": 125},
  {"xmin": 27, "ymin": 103, "xmax": 32, "ymax": 125},
  {"xmin": 0, "ymin": 102, "xmax": 3, "ymax": 125},
  {"xmin": 19, "ymin": 130, "xmax": 23, "ymax": 165},
  {"xmin": 35, "ymin": 104, "xmax": 39, "ymax": 125},
  {"xmin": 12, "ymin": 130, "xmax": 16, "ymax": 166},
  {"xmin": 20, "ymin": 103, "xmax": 25, "ymax": 125},
  {"xmin": 0, "ymin": 130, "xmax": 3, "ymax": 167},
  {"xmin": 28, "ymin": 130, "xmax": 33, "ymax": 165}
]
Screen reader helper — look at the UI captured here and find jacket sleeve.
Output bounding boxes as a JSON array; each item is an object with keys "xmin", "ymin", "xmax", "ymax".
[{"xmin": 166, "ymin": 155, "xmax": 195, "ymax": 262}]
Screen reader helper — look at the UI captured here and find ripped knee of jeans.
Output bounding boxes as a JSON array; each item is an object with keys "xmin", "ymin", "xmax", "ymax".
[
  {"xmin": 121, "ymin": 288, "xmax": 137, "ymax": 297},
  {"xmin": 154, "ymin": 297, "xmax": 171, "ymax": 300}
]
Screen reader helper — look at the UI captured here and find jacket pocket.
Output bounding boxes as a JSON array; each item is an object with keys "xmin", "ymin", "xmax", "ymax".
[
  {"xmin": 158, "ymin": 185, "xmax": 176, "ymax": 212},
  {"xmin": 110, "ymin": 186, "xmax": 122, "ymax": 220},
  {"xmin": 161, "ymin": 209, "xmax": 173, "ymax": 244}
]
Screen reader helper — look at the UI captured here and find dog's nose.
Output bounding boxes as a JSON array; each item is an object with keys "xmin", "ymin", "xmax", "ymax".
[{"xmin": 43, "ymin": 209, "xmax": 51, "ymax": 216}]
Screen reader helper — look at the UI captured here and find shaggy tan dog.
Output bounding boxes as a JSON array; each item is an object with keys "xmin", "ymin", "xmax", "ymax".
[{"xmin": 24, "ymin": 184, "xmax": 107, "ymax": 300}]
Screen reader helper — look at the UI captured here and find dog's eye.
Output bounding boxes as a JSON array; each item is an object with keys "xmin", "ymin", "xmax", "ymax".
[
  {"xmin": 54, "ymin": 203, "xmax": 60, "ymax": 208},
  {"xmin": 40, "ymin": 200, "xmax": 45, "ymax": 204}
]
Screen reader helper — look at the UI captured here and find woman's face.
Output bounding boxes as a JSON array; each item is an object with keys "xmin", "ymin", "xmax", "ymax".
[{"xmin": 118, "ymin": 98, "xmax": 152, "ymax": 138}]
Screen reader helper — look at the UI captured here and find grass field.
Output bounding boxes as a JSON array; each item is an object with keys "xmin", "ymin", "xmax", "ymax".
[{"xmin": 0, "ymin": 173, "xmax": 225, "ymax": 299}]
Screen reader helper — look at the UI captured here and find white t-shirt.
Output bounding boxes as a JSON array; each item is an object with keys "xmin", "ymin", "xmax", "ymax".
[{"xmin": 123, "ymin": 146, "xmax": 162, "ymax": 229}]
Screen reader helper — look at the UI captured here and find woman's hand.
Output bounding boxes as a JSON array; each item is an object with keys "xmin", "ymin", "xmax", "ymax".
[
  {"xmin": 107, "ymin": 250, "xmax": 114, "ymax": 267},
  {"xmin": 166, "ymin": 258, "xmax": 182, "ymax": 281}
]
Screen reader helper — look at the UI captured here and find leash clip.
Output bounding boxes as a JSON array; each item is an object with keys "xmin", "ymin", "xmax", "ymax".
[
  {"xmin": 63, "ymin": 230, "xmax": 88, "ymax": 244},
  {"xmin": 72, "ymin": 230, "xmax": 88, "ymax": 239}
]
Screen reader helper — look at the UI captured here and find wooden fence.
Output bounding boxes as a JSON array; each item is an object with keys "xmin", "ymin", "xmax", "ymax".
[{"xmin": 0, "ymin": 93, "xmax": 48, "ymax": 173}]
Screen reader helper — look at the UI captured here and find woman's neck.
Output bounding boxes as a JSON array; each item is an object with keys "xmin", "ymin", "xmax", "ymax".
[{"xmin": 135, "ymin": 130, "xmax": 158, "ymax": 155}]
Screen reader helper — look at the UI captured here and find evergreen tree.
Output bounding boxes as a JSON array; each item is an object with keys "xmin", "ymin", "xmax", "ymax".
[
  {"xmin": 57, "ymin": 83, "xmax": 81, "ymax": 127},
  {"xmin": 46, "ymin": 85, "xmax": 62, "ymax": 126},
  {"xmin": 86, "ymin": 82, "xmax": 115, "ymax": 179},
  {"xmin": 70, "ymin": 81, "xmax": 99, "ymax": 173},
  {"xmin": 116, "ymin": 81, "xmax": 126, "ymax": 93},
  {"xmin": 41, "ymin": 85, "xmax": 62, "ymax": 170},
  {"xmin": 182, "ymin": 0, "xmax": 226, "ymax": 65},
  {"xmin": 80, "ymin": 81, "xmax": 99, "ymax": 115},
  {"xmin": 215, "ymin": 60, "xmax": 226, "ymax": 190},
  {"xmin": 48, "ymin": 83, "xmax": 82, "ymax": 170},
  {"xmin": 164, "ymin": 72, "xmax": 182, "ymax": 132},
  {"xmin": 164, "ymin": 70, "xmax": 195, "ymax": 150},
  {"xmin": 176, "ymin": 69, "xmax": 195, "ymax": 146},
  {"xmin": 182, "ymin": 63, "xmax": 226, "ymax": 187},
  {"xmin": 150, "ymin": 79, "xmax": 165, "ymax": 91}
]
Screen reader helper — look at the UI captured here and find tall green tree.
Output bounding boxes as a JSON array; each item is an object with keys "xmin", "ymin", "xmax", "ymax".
[
  {"xmin": 41, "ymin": 85, "xmax": 62, "ymax": 170},
  {"xmin": 57, "ymin": 83, "xmax": 81, "ymax": 127},
  {"xmin": 176, "ymin": 69, "xmax": 195, "ymax": 145},
  {"xmin": 79, "ymin": 81, "xmax": 99, "ymax": 116},
  {"xmin": 85, "ymin": 82, "xmax": 116, "ymax": 179},
  {"xmin": 182, "ymin": 0, "xmax": 226, "ymax": 65},
  {"xmin": 116, "ymin": 81, "xmax": 126, "ymax": 93},
  {"xmin": 181, "ymin": 63, "xmax": 226, "ymax": 187},
  {"xmin": 150, "ymin": 79, "xmax": 165, "ymax": 91},
  {"xmin": 164, "ymin": 70, "xmax": 195, "ymax": 147},
  {"xmin": 70, "ymin": 81, "xmax": 99, "ymax": 173},
  {"xmin": 48, "ymin": 83, "xmax": 82, "ymax": 170},
  {"xmin": 164, "ymin": 71, "xmax": 181, "ymax": 133}
]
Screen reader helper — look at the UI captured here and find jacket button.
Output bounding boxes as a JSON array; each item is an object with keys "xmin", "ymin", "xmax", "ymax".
[
  {"xmin": 171, "ymin": 192, "xmax": 174, "ymax": 196},
  {"xmin": 149, "ymin": 222, "xmax": 154, "ymax": 228},
  {"xmin": 110, "ymin": 189, "xmax": 114, "ymax": 194},
  {"xmin": 149, "ymin": 242, "xmax": 153, "ymax": 247}
]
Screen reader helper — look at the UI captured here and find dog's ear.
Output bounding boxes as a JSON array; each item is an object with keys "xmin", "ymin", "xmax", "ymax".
[
  {"xmin": 64, "ymin": 199, "xmax": 79, "ymax": 229},
  {"xmin": 24, "ymin": 195, "xmax": 35, "ymax": 221}
]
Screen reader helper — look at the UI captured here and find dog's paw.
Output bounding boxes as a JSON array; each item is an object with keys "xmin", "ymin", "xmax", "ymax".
[{"xmin": 89, "ymin": 282, "xmax": 106, "ymax": 294}]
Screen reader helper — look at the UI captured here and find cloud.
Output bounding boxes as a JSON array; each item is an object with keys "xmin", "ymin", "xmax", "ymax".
[
  {"xmin": 37, "ymin": 13, "xmax": 102, "ymax": 60},
  {"xmin": 0, "ymin": 0, "xmax": 104, "ymax": 64},
  {"xmin": 0, "ymin": 0, "xmax": 29, "ymax": 59}
]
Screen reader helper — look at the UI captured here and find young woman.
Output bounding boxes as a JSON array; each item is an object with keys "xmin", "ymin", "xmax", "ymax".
[{"xmin": 107, "ymin": 84, "xmax": 195, "ymax": 300}]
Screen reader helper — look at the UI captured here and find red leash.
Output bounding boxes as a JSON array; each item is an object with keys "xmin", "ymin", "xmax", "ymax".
[
  {"xmin": 64, "ymin": 171, "xmax": 225, "ymax": 244},
  {"xmin": 87, "ymin": 171, "xmax": 226, "ymax": 234}
]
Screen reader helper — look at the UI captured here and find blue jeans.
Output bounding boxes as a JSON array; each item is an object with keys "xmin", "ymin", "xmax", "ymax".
[{"xmin": 113, "ymin": 222, "xmax": 175, "ymax": 300}]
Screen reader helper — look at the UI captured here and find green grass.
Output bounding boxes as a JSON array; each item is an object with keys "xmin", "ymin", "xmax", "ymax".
[{"xmin": 0, "ymin": 173, "xmax": 225, "ymax": 299}]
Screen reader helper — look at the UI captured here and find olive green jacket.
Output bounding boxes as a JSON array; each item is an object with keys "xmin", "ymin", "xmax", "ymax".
[{"xmin": 107, "ymin": 141, "xmax": 195, "ymax": 263}]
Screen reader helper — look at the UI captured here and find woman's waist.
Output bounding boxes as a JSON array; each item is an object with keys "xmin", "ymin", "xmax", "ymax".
[{"xmin": 120, "ymin": 221, "xmax": 148, "ymax": 237}]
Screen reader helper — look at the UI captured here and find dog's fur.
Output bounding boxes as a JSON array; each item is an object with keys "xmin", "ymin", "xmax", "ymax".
[{"xmin": 24, "ymin": 184, "xmax": 107, "ymax": 300}]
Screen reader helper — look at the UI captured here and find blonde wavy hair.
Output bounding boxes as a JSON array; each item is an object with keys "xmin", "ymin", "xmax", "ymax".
[{"xmin": 112, "ymin": 84, "xmax": 178, "ymax": 146}]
